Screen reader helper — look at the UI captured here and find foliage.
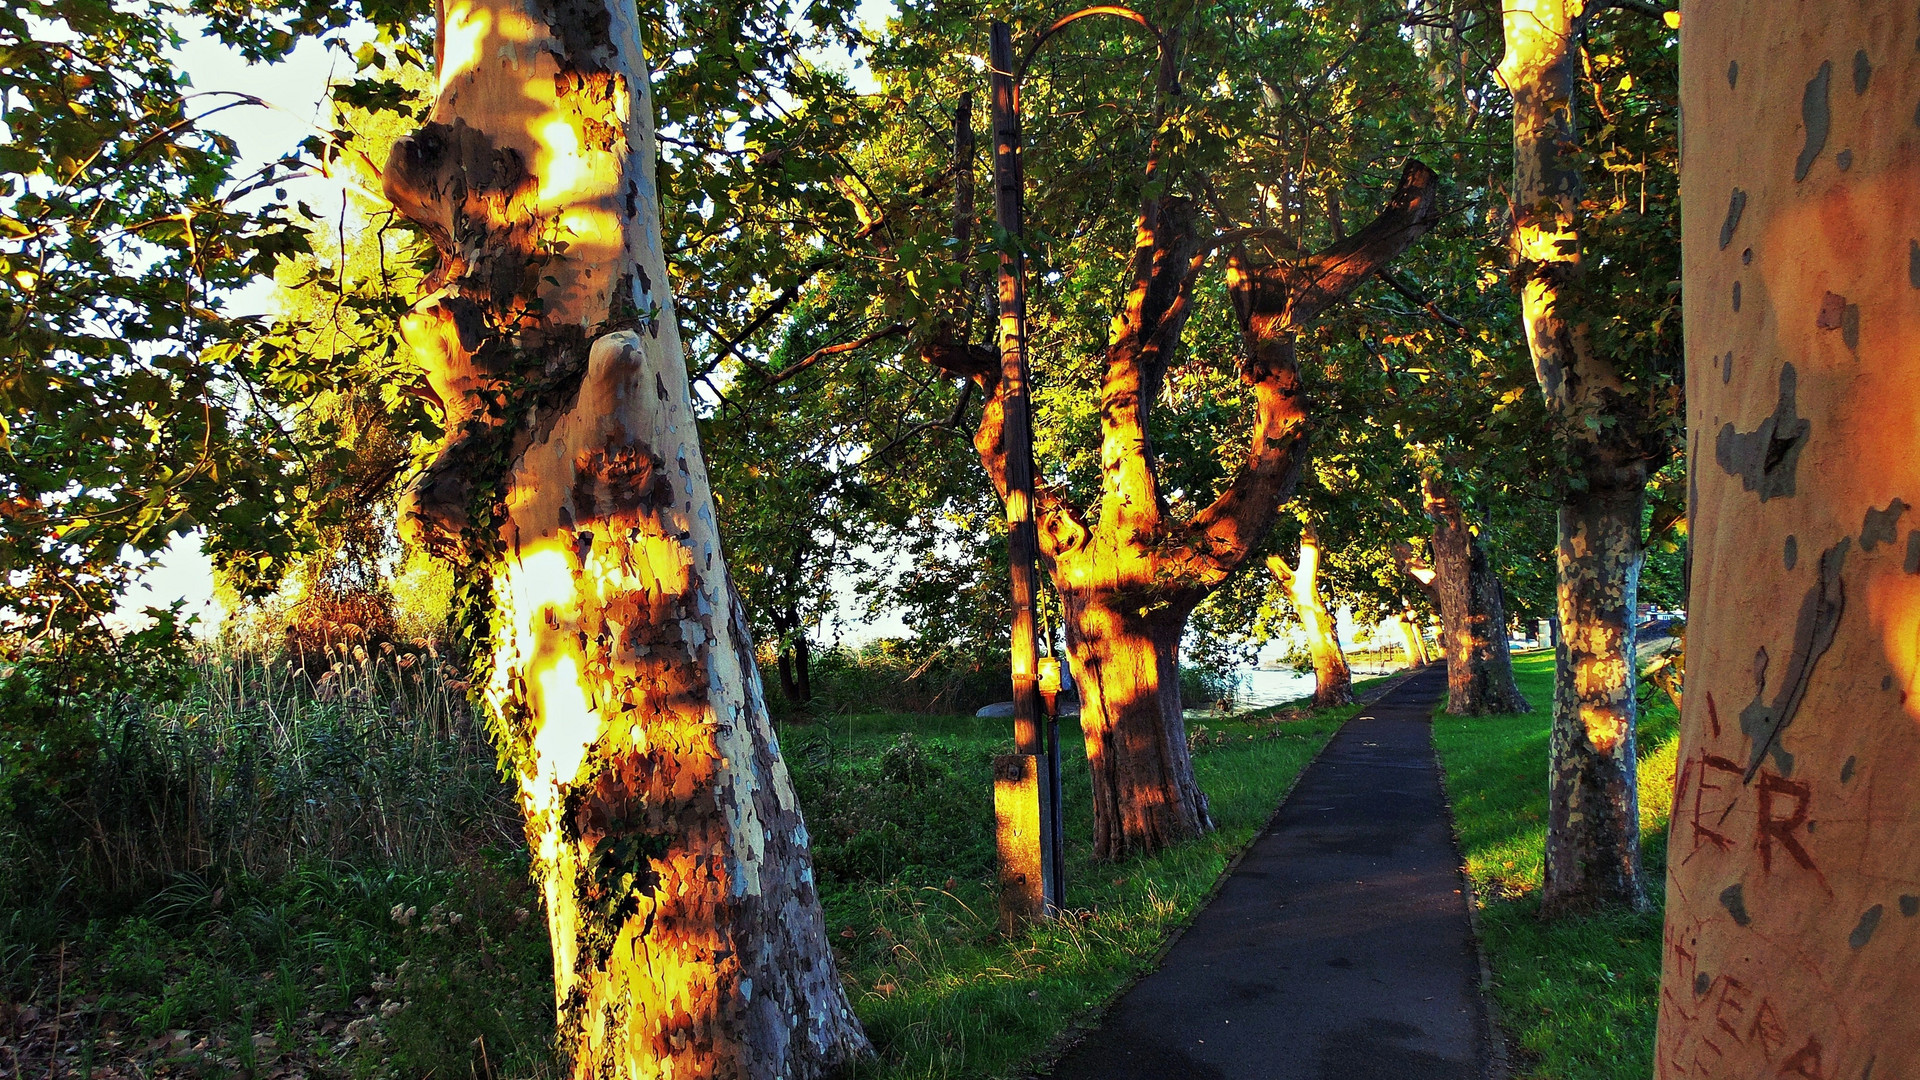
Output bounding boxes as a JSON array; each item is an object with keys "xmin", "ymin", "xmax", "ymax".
[
  {"xmin": 786, "ymin": 730, "xmax": 997, "ymax": 890},
  {"xmin": 1432, "ymin": 650, "xmax": 1681, "ymax": 1079},
  {"xmin": 0, "ymin": 607, "xmax": 194, "ymax": 828},
  {"xmin": 762, "ymin": 638, "xmax": 1012, "ymax": 718},
  {"xmin": 0, "ymin": 638, "xmax": 506, "ymax": 915},
  {"xmin": 0, "ymin": 2, "xmax": 318, "ymax": 636}
]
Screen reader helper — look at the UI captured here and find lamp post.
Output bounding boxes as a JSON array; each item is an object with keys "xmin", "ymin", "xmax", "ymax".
[
  {"xmin": 985, "ymin": 4, "xmax": 1166, "ymax": 931},
  {"xmin": 988, "ymin": 17, "xmax": 1060, "ymax": 929}
]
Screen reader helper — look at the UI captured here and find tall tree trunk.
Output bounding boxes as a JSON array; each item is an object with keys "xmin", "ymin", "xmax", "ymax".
[
  {"xmin": 1396, "ymin": 603, "xmax": 1431, "ymax": 668},
  {"xmin": 793, "ymin": 630, "xmax": 813, "ymax": 705},
  {"xmin": 384, "ymin": 0, "xmax": 868, "ymax": 1073},
  {"xmin": 1423, "ymin": 476, "xmax": 1530, "ymax": 714},
  {"xmin": 1499, "ymin": 0, "xmax": 1652, "ymax": 911},
  {"xmin": 1656, "ymin": 8, "xmax": 1920, "ymax": 1076},
  {"xmin": 1269, "ymin": 522, "xmax": 1355, "ymax": 707},
  {"xmin": 1060, "ymin": 574, "xmax": 1210, "ymax": 861}
]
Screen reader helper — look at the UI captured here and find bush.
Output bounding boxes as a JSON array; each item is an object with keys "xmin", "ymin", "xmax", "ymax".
[
  {"xmin": 783, "ymin": 731, "xmax": 996, "ymax": 891},
  {"xmin": 0, "ymin": 639, "xmax": 512, "ymax": 918},
  {"xmin": 1179, "ymin": 662, "xmax": 1240, "ymax": 710},
  {"xmin": 763, "ymin": 638, "xmax": 1012, "ymax": 718}
]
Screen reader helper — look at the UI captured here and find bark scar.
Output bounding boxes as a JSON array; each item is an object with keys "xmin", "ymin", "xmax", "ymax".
[
  {"xmin": 1716, "ymin": 362, "xmax": 1810, "ymax": 502},
  {"xmin": 1719, "ymin": 188, "xmax": 1747, "ymax": 250},
  {"xmin": 1861, "ymin": 498, "xmax": 1909, "ymax": 551},
  {"xmin": 1740, "ymin": 537, "xmax": 1848, "ymax": 781},
  {"xmin": 1795, "ymin": 60, "xmax": 1831, "ymax": 182}
]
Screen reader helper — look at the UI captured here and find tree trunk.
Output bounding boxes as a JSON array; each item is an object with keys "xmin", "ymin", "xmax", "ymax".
[
  {"xmin": 776, "ymin": 647, "xmax": 799, "ymax": 707},
  {"xmin": 384, "ymin": 0, "xmax": 867, "ymax": 1073},
  {"xmin": 1499, "ymin": 0, "xmax": 1651, "ymax": 911},
  {"xmin": 1423, "ymin": 475, "xmax": 1530, "ymax": 715},
  {"xmin": 1396, "ymin": 604, "xmax": 1430, "ymax": 668},
  {"xmin": 923, "ymin": 112, "xmax": 1441, "ymax": 857},
  {"xmin": 1059, "ymin": 575, "xmax": 1210, "ymax": 861},
  {"xmin": 1656, "ymin": 8, "xmax": 1920, "ymax": 1076},
  {"xmin": 793, "ymin": 631, "xmax": 812, "ymax": 705},
  {"xmin": 1547, "ymin": 476, "xmax": 1646, "ymax": 905},
  {"xmin": 772, "ymin": 605, "xmax": 813, "ymax": 710},
  {"xmin": 1269, "ymin": 522, "xmax": 1355, "ymax": 707}
]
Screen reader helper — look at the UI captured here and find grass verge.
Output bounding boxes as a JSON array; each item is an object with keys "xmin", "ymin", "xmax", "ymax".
[
  {"xmin": 1432, "ymin": 650, "xmax": 1680, "ymax": 1080},
  {"xmin": 3, "ymin": 668, "xmax": 1378, "ymax": 1079}
]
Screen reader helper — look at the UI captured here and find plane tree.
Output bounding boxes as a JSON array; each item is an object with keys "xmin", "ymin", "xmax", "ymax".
[{"xmin": 865, "ymin": 1, "xmax": 1451, "ymax": 857}]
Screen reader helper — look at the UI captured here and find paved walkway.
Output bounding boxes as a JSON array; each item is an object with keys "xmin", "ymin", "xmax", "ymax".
[{"xmin": 1045, "ymin": 666, "xmax": 1494, "ymax": 1080}]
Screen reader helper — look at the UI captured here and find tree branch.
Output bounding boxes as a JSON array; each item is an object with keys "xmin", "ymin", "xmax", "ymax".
[
  {"xmin": 765, "ymin": 323, "xmax": 908, "ymax": 385},
  {"xmin": 1590, "ymin": 0, "xmax": 1676, "ymax": 21},
  {"xmin": 855, "ymin": 380, "xmax": 974, "ymax": 470},
  {"xmin": 700, "ymin": 274, "xmax": 814, "ymax": 378},
  {"xmin": 1376, "ymin": 269, "xmax": 1465, "ymax": 331}
]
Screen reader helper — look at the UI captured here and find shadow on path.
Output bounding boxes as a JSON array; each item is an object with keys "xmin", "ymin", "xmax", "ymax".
[{"xmin": 1044, "ymin": 666, "xmax": 1493, "ymax": 1080}]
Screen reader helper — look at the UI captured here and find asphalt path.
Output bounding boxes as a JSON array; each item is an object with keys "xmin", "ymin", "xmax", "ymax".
[{"xmin": 1044, "ymin": 665, "xmax": 1494, "ymax": 1080}]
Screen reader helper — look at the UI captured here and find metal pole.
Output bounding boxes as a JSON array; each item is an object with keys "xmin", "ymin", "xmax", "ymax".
[{"xmin": 989, "ymin": 18, "xmax": 1058, "ymax": 919}]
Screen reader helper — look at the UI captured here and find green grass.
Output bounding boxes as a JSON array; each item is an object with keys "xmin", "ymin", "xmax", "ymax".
[
  {"xmin": 3, "ymin": 658, "xmax": 1381, "ymax": 1079},
  {"xmin": 1432, "ymin": 651, "xmax": 1681, "ymax": 1080},
  {"xmin": 776, "ymin": 683, "xmax": 1376, "ymax": 1079}
]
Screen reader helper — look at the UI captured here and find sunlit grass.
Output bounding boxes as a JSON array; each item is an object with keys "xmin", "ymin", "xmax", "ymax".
[
  {"xmin": 797, "ymin": 684, "xmax": 1377, "ymax": 1079},
  {"xmin": 1433, "ymin": 650, "xmax": 1681, "ymax": 1080}
]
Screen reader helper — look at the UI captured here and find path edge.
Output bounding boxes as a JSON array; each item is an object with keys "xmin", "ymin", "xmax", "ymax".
[
  {"xmin": 1430, "ymin": 705, "xmax": 1517, "ymax": 1080},
  {"xmin": 1022, "ymin": 665, "xmax": 1429, "ymax": 1079}
]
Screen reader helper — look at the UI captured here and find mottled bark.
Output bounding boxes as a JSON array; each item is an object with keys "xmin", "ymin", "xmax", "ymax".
[
  {"xmin": 385, "ymin": 0, "xmax": 867, "ymax": 1073},
  {"xmin": 1422, "ymin": 476, "xmax": 1529, "ymax": 715},
  {"xmin": 1060, "ymin": 581, "xmax": 1210, "ymax": 860},
  {"xmin": 1499, "ymin": 0, "xmax": 1652, "ymax": 912},
  {"xmin": 1655, "ymin": 8, "xmax": 1920, "ymax": 1077},
  {"xmin": 1547, "ymin": 474, "xmax": 1645, "ymax": 905},
  {"xmin": 1269, "ymin": 522, "xmax": 1354, "ymax": 707}
]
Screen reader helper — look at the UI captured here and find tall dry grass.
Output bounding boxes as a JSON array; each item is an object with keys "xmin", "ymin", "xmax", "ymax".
[{"xmin": 4, "ymin": 633, "xmax": 518, "ymax": 910}]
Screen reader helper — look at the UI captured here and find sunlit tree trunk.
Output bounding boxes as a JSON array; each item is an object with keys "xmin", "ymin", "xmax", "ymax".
[
  {"xmin": 1655, "ymin": 7, "xmax": 1920, "ymax": 1076},
  {"xmin": 1269, "ymin": 521, "xmax": 1355, "ymax": 707},
  {"xmin": 1499, "ymin": 0, "xmax": 1653, "ymax": 912},
  {"xmin": 1422, "ymin": 475, "xmax": 1529, "ymax": 715},
  {"xmin": 1059, "ymin": 564, "xmax": 1209, "ymax": 859},
  {"xmin": 1395, "ymin": 604, "xmax": 1431, "ymax": 669},
  {"xmin": 383, "ymin": 0, "xmax": 868, "ymax": 1073},
  {"xmin": 921, "ymin": 92, "xmax": 1442, "ymax": 856},
  {"xmin": 927, "ymin": 165, "xmax": 1439, "ymax": 858}
]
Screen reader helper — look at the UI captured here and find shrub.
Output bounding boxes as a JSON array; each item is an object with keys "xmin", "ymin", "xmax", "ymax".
[{"xmin": 783, "ymin": 731, "xmax": 995, "ymax": 892}]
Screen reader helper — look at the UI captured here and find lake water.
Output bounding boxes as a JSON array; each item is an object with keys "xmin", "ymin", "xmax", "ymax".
[{"xmin": 1186, "ymin": 663, "xmax": 1411, "ymax": 718}]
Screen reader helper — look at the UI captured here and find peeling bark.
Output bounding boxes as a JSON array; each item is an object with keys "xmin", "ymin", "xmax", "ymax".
[
  {"xmin": 384, "ymin": 1, "xmax": 867, "ymax": 1073},
  {"xmin": 1422, "ymin": 475, "xmax": 1529, "ymax": 716},
  {"xmin": 1499, "ymin": 0, "xmax": 1656, "ymax": 912},
  {"xmin": 1269, "ymin": 521, "xmax": 1354, "ymax": 708},
  {"xmin": 1657, "ymin": 8, "xmax": 1920, "ymax": 1077}
]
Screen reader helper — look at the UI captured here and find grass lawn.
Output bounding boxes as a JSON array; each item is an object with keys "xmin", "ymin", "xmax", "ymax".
[
  {"xmin": 788, "ymin": 681, "xmax": 1379, "ymax": 1079},
  {"xmin": 3, "ymin": 667, "xmax": 1382, "ymax": 1079},
  {"xmin": 1432, "ymin": 651, "xmax": 1681, "ymax": 1080}
]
